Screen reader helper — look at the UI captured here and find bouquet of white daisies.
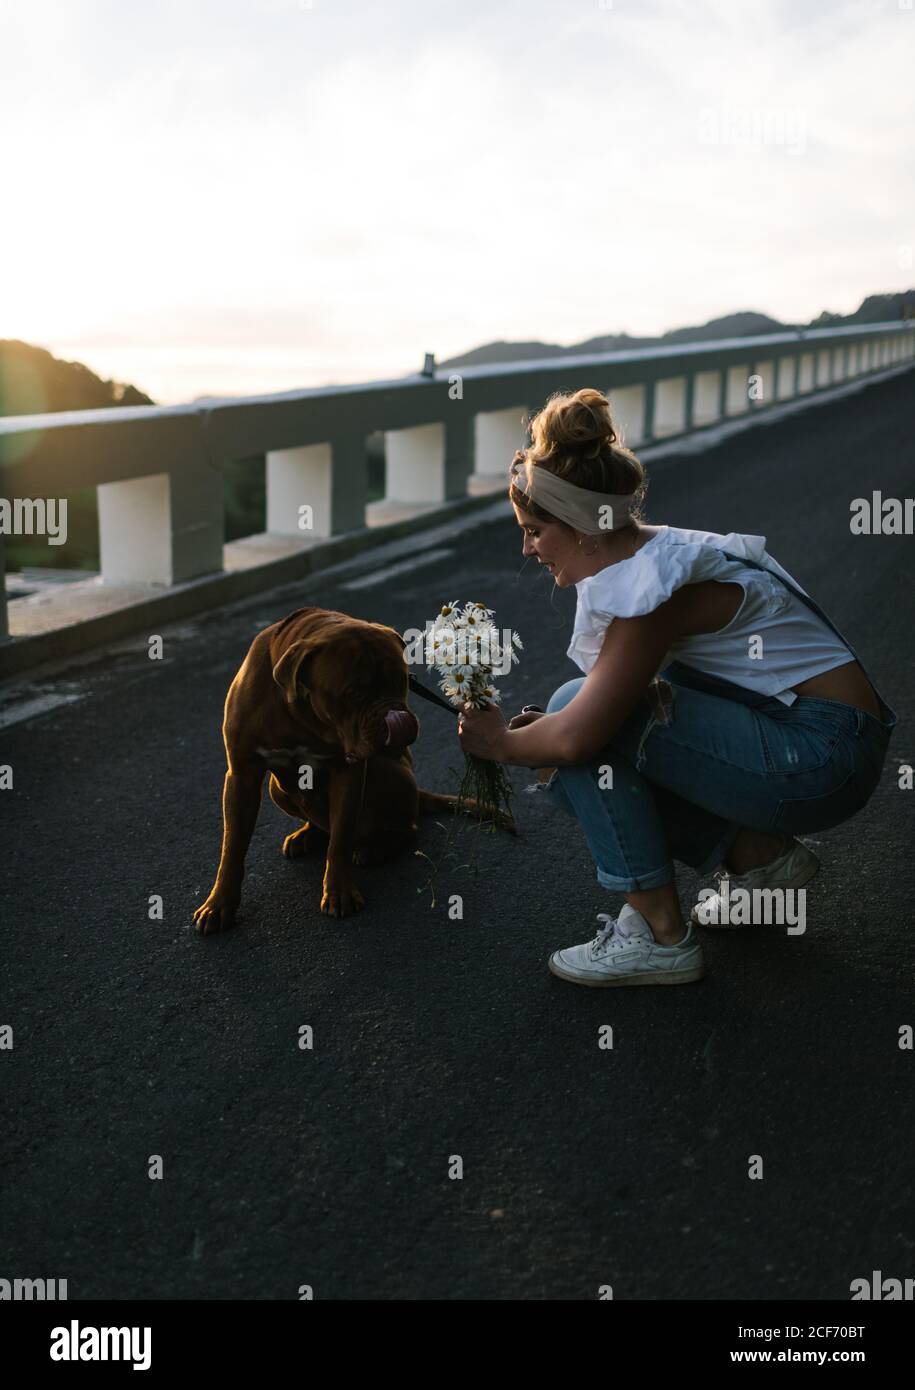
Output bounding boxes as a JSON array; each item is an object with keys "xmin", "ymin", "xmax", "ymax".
[{"xmin": 428, "ymin": 598, "xmax": 520, "ymax": 830}]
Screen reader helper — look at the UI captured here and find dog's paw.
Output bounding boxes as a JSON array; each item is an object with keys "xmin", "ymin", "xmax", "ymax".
[
  {"xmin": 282, "ymin": 822, "xmax": 328, "ymax": 859},
  {"xmin": 320, "ymin": 873, "xmax": 365, "ymax": 918},
  {"xmin": 193, "ymin": 892, "xmax": 239, "ymax": 935}
]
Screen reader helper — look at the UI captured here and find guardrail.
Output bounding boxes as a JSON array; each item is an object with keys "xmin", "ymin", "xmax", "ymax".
[{"xmin": 1, "ymin": 318, "xmax": 913, "ymax": 655}]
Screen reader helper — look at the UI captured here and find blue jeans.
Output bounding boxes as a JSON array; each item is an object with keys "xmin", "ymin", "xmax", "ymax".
[{"xmin": 537, "ymin": 663, "xmax": 898, "ymax": 892}]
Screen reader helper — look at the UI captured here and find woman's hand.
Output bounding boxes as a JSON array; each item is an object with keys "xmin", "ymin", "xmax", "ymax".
[
  {"xmin": 457, "ymin": 701, "xmax": 510, "ymax": 762},
  {"xmin": 507, "ymin": 710, "xmax": 546, "ymax": 731}
]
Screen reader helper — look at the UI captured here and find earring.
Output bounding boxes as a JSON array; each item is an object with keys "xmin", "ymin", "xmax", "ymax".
[{"xmin": 577, "ymin": 536, "xmax": 599, "ymax": 557}]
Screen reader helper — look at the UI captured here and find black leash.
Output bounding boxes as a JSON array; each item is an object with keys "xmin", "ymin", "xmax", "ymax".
[
  {"xmin": 407, "ymin": 673, "xmax": 544, "ymax": 719},
  {"xmin": 407, "ymin": 672, "xmax": 461, "ymax": 717}
]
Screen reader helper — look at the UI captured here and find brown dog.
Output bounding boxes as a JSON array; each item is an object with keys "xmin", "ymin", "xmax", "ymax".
[{"xmin": 193, "ymin": 606, "xmax": 516, "ymax": 933}]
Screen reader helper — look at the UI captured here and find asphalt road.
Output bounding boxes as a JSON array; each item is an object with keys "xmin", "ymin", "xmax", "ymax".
[{"xmin": 2, "ymin": 367, "xmax": 913, "ymax": 1300}]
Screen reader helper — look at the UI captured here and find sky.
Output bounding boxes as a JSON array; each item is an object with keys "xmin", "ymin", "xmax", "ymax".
[{"xmin": 0, "ymin": 0, "xmax": 912, "ymax": 405}]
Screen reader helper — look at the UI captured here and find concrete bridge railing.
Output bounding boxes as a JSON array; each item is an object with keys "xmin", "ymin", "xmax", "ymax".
[{"xmin": 1, "ymin": 318, "xmax": 913, "ymax": 659}]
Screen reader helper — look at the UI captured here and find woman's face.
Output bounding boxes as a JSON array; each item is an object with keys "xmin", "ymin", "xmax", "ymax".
[{"xmin": 512, "ymin": 501, "xmax": 578, "ymax": 586}]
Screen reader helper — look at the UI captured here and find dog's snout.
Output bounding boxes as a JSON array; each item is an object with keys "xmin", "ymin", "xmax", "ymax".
[{"xmin": 383, "ymin": 707, "xmax": 419, "ymax": 749}]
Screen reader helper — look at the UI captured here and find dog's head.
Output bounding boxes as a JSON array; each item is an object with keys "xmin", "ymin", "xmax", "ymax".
[{"xmin": 272, "ymin": 614, "xmax": 419, "ymax": 763}]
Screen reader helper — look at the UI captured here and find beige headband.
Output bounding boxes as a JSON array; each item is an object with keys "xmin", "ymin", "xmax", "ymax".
[{"xmin": 509, "ymin": 454, "xmax": 636, "ymax": 534}]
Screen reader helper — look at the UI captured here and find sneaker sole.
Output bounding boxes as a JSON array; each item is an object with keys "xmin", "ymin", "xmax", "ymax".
[
  {"xmin": 690, "ymin": 852, "xmax": 821, "ymax": 927},
  {"xmin": 548, "ymin": 959, "xmax": 706, "ymax": 986}
]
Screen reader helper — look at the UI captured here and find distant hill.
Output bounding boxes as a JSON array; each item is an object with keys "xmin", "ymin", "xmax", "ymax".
[
  {"xmin": 807, "ymin": 291, "xmax": 915, "ymax": 328},
  {"xmin": 0, "ymin": 339, "xmax": 154, "ymax": 416},
  {"xmin": 438, "ymin": 291, "xmax": 915, "ymax": 369}
]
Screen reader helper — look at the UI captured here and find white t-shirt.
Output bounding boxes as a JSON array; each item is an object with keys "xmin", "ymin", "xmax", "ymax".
[{"xmin": 567, "ymin": 524, "xmax": 856, "ymax": 706}]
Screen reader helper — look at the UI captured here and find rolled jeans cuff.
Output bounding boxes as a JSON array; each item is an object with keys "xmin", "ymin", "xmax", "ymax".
[{"xmin": 595, "ymin": 862, "xmax": 677, "ymax": 892}]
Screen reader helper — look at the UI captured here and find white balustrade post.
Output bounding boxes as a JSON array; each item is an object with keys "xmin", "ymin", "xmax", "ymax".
[
  {"xmin": 267, "ymin": 442, "xmax": 333, "ymax": 538},
  {"xmin": 831, "ymin": 346, "xmax": 846, "ymax": 381},
  {"xmin": 365, "ymin": 422, "xmax": 446, "ymax": 525},
  {"xmin": 261, "ymin": 433, "xmax": 366, "ymax": 548},
  {"xmin": 98, "ymin": 461, "xmax": 224, "ymax": 586},
  {"xmin": 725, "ymin": 365, "xmax": 751, "ymax": 416},
  {"xmin": 776, "ymin": 357, "xmax": 796, "ymax": 400},
  {"xmin": 653, "ymin": 376, "xmax": 687, "ymax": 436},
  {"xmin": 692, "ymin": 371, "xmax": 721, "ymax": 426},
  {"xmin": 385, "ymin": 422, "xmax": 445, "ymax": 502},
  {"xmin": 469, "ymin": 407, "xmax": 526, "ymax": 495},
  {"xmin": 754, "ymin": 360, "xmax": 776, "ymax": 407},
  {"xmin": 608, "ymin": 386, "xmax": 646, "ymax": 446}
]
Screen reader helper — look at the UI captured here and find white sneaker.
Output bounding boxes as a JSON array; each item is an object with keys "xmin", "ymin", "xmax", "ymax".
[
  {"xmin": 691, "ymin": 836, "xmax": 820, "ymax": 927},
  {"xmin": 548, "ymin": 904, "xmax": 706, "ymax": 987}
]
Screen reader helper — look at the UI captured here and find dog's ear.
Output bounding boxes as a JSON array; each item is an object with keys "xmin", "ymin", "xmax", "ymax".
[{"xmin": 272, "ymin": 637, "xmax": 324, "ymax": 705}]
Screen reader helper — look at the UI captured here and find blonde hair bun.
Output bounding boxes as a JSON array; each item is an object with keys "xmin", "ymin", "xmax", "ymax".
[
  {"xmin": 533, "ymin": 386, "xmax": 620, "ymax": 458},
  {"xmin": 509, "ymin": 387, "xmax": 648, "ymax": 530}
]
